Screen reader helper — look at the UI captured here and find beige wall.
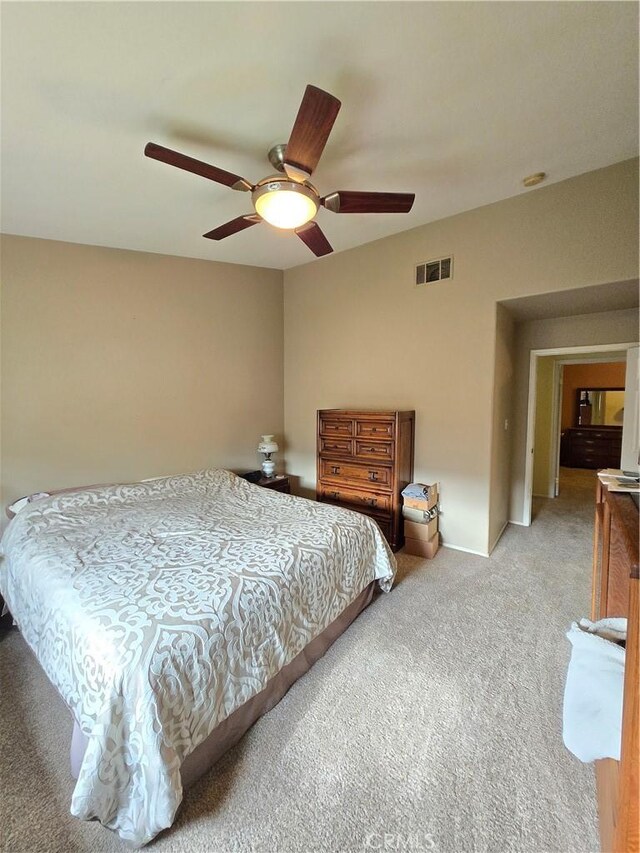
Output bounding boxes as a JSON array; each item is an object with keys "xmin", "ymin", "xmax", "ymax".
[
  {"xmin": 532, "ymin": 357, "xmax": 556, "ymax": 498},
  {"xmin": 488, "ymin": 303, "xmax": 515, "ymax": 549},
  {"xmin": 0, "ymin": 235, "xmax": 284, "ymax": 512},
  {"xmin": 284, "ymin": 159, "xmax": 639, "ymax": 555},
  {"xmin": 509, "ymin": 309, "xmax": 639, "ymax": 522}
]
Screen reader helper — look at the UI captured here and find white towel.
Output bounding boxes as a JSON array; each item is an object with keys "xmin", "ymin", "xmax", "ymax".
[
  {"xmin": 578, "ymin": 616, "xmax": 627, "ymax": 644},
  {"xmin": 562, "ymin": 619, "xmax": 626, "ymax": 763}
]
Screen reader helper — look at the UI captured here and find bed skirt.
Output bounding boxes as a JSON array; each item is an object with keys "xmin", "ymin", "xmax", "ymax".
[{"xmin": 70, "ymin": 581, "xmax": 375, "ymax": 788}]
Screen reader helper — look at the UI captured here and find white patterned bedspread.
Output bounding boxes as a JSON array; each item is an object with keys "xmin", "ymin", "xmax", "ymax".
[{"xmin": 0, "ymin": 469, "xmax": 395, "ymax": 846}]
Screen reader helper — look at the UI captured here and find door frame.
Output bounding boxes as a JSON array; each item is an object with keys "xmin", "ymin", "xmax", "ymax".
[
  {"xmin": 551, "ymin": 359, "xmax": 563, "ymax": 497},
  {"xmin": 523, "ymin": 342, "xmax": 637, "ymax": 526}
]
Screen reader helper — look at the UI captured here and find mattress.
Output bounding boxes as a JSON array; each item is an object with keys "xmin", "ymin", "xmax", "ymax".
[{"xmin": 0, "ymin": 468, "xmax": 395, "ymax": 846}]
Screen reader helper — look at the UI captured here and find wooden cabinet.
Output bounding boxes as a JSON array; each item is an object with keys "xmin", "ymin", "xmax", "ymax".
[
  {"xmin": 316, "ymin": 409, "xmax": 415, "ymax": 551},
  {"xmin": 561, "ymin": 426, "xmax": 622, "ymax": 469},
  {"xmin": 592, "ymin": 482, "xmax": 639, "ymax": 853},
  {"xmin": 257, "ymin": 475, "xmax": 290, "ymax": 494},
  {"xmin": 240, "ymin": 472, "xmax": 291, "ymax": 493}
]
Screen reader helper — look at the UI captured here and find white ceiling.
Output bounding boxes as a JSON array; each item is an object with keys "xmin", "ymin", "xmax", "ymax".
[{"xmin": 1, "ymin": 2, "xmax": 637, "ymax": 270}]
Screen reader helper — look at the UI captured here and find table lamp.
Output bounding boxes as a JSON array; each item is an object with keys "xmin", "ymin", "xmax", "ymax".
[{"xmin": 257, "ymin": 435, "xmax": 278, "ymax": 477}]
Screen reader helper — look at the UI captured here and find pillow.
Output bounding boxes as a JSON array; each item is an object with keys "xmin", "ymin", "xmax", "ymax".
[{"xmin": 6, "ymin": 492, "xmax": 51, "ymax": 519}]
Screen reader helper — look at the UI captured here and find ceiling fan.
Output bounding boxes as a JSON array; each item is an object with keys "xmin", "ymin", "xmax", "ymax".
[{"xmin": 144, "ymin": 84, "xmax": 415, "ymax": 258}]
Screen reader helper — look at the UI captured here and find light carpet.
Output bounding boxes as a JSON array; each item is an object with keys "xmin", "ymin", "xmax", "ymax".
[{"xmin": 0, "ymin": 468, "xmax": 599, "ymax": 852}]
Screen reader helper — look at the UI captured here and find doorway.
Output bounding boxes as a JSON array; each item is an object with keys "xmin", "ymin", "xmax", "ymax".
[
  {"xmin": 523, "ymin": 342, "xmax": 637, "ymax": 526},
  {"xmin": 534, "ymin": 355, "xmax": 627, "ymax": 500}
]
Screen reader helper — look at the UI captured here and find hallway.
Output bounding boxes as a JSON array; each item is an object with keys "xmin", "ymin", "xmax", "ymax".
[{"xmin": 532, "ymin": 466, "xmax": 598, "ymax": 526}]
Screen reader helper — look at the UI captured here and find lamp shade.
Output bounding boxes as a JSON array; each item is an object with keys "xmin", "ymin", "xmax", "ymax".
[{"xmin": 257, "ymin": 435, "xmax": 278, "ymax": 454}]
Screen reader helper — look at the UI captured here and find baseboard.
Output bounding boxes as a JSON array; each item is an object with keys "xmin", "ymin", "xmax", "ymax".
[
  {"xmin": 488, "ymin": 521, "xmax": 509, "ymax": 555},
  {"xmin": 441, "ymin": 542, "xmax": 489, "ymax": 558},
  {"xmin": 508, "ymin": 519, "xmax": 529, "ymax": 527}
]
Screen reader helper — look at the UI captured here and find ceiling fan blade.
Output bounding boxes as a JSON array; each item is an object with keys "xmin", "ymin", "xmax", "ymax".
[
  {"xmin": 145, "ymin": 142, "xmax": 253, "ymax": 192},
  {"xmin": 322, "ymin": 191, "xmax": 415, "ymax": 214},
  {"xmin": 283, "ymin": 85, "xmax": 341, "ymax": 182},
  {"xmin": 295, "ymin": 221, "xmax": 333, "ymax": 257},
  {"xmin": 203, "ymin": 215, "xmax": 261, "ymax": 241}
]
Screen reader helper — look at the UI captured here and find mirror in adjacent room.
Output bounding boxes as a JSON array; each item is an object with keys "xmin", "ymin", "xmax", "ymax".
[{"xmin": 577, "ymin": 388, "xmax": 625, "ymax": 426}]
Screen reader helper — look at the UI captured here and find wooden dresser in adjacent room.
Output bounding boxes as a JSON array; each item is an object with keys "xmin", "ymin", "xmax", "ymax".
[
  {"xmin": 561, "ymin": 426, "xmax": 622, "ymax": 469},
  {"xmin": 316, "ymin": 409, "xmax": 415, "ymax": 551},
  {"xmin": 591, "ymin": 481, "xmax": 639, "ymax": 853}
]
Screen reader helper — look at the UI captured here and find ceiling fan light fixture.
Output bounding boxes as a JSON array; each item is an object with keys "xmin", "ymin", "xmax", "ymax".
[{"xmin": 253, "ymin": 180, "xmax": 318, "ymax": 229}]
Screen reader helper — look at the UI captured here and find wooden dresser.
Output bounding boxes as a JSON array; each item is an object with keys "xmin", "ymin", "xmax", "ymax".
[
  {"xmin": 561, "ymin": 426, "xmax": 622, "ymax": 469},
  {"xmin": 592, "ymin": 481, "xmax": 639, "ymax": 853},
  {"xmin": 316, "ymin": 409, "xmax": 415, "ymax": 551}
]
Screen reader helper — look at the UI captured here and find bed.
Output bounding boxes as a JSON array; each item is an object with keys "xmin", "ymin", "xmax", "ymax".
[{"xmin": 0, "ymin": 468, "xmax": 395, "ymax": 846}]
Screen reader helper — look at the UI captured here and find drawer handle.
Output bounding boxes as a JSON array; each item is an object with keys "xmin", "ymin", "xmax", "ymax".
[
  {"xmin": 330, "ymin": 491, "xmax": 340, "ymax": 499},
  {"xmin": 371, "ymin": 428, "xmax": 377, "ymax": 433},
  {"xmin": 362, "ymin": 497, "xmax": 377, "ymax": 507},
  {"xmin": 331, "ymin": 466, "xmax": 340, "ymax": 475},
  {"xmin": 368, "ymin": 471, "xmax": 378, "ymax": 481},
  {"xmin": 369, "ymin": 447, "xmax": 377, "ymax": 453}
]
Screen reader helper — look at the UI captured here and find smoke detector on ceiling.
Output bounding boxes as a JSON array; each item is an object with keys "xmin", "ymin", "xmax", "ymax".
[{"xmin": 523, "ymin": 172, "xmax": 546, "ymax": 187}]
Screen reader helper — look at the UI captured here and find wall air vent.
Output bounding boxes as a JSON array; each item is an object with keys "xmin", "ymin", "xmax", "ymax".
[{"xmin": 415, "ymin": 255, "xmax": 453, "ymax": 286}]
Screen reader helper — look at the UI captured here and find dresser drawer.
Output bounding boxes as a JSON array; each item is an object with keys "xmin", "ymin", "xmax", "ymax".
[
  {"xmin": 319, "ymin": 437, "xmax": 353, "ymax": 456},
  {"xmin": 577, "ymin": 453, "xmax": 619, "ymax": 469},
  {"xmin": 319, "ymin": 459, "xmax": 392, "ymax": 489},
  {"xmin": 355, "ymin": 419, "xmax": 394, "ymax": 440},
  {"xmin": 320, "ymin": 417, "xmax": 353, "ymax": 437},
  {"xmin": 573, "ymin": 438, "xmax": 601, "ymax": 449},
  {"xmin": 571, "ymin": 431, "xmax": 622, "ymax": 447},
  {"xmin": 572, "ymin": 429, "xmax": 606, "ymax": 440},
  {"xmin": 318, "ymin": 484, "xmax": 392, "ymax": 514},
  {"xmin": 331, "ymin": 505, "xmax": 392, "ymax": 543},
  {"xmin": 354, "ymin": 439, "xmax": 394, "ymax": 462},
  {"xmin": 579, "ymin": 450, "xmax": 610, "ymax": 461}
]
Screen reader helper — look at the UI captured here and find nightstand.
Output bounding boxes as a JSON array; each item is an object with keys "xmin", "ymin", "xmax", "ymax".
[{"xmin": 257, "ymin": 474, "xmax": 290, "ymax": 494}]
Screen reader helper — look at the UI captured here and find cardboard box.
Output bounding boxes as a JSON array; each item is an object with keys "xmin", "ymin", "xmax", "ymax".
[
  {"xmin": 402, "ymin": 484, "xmax": 438, "ymax": 511},
  {"xmin": 404, "ymin": 517, "xmax": 438, "ymax": 542},
  {"xmin": 403, "ymin": 506, "xmax": 438, "ymax": 524},
  {"xmin": 404, "ymin": 531, "xmax": 439, "ymax": 559}
]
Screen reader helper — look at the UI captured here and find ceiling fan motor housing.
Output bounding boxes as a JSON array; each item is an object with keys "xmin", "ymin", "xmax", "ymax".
[{"xmin": 267, "ymin": 143, "xmax": 288, "ymax": 173}]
